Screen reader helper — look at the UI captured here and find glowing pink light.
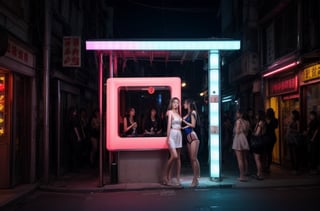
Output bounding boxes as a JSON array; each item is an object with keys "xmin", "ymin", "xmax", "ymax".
[
  {"xmin": 106, "ymin": 77, "xmax": 181, "ymax": 151},
  {"xmin": 86, "ymin": 40, "xmax": 241, "ymax": 51},
  {"xmin": 263, "ymin": 61, "xmax": 299, "ymax": 77}
]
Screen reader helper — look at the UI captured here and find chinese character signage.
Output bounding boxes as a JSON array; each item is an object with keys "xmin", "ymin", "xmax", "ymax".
[
  {"xmin": 302, "ymin": 64, "xmax": 320, "ymax": 82},
  {"xmin": 5, "ymin": 40, "xmax": 35, "ymax": 68},
  {"xmin": 63, "ymin": 36, "xmax": 81, "ymax": 67}
]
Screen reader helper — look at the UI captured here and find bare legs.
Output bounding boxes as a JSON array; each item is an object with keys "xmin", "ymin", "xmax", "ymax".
[
  {"xmin": 253, "ymin": 153, "xmax": 263, "ymax": 179},
  {"xmin": 163, "ymin": 148, "xmax": 181, "ymax": 185},
  {"xmin": 234, "ymin": 150, "xmax": 248, "ymax": 181},
  {"xmin": 187, "ymin": 137, "xmax": 200, "ymax": 187}
]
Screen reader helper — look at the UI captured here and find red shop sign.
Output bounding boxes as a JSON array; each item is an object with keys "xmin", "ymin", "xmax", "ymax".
[{"xmin": 269, "ymin": 75, "xmax": 298, "ymax": 96}]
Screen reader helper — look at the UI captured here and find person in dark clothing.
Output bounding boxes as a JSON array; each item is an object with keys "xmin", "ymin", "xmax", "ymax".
[
  {"xmin": 286, "ymin": 110, "xmax": 303, "ymax": 174},
  {"xmin": 123, "ymin": 107, "xmax": 138, "ymax": 136},
  {"xmin": 304, "ymin": 111, "xmax": 320, "ymax": 174},
  {"xmin": 68, "ymin": 106, "xmax": 83, "ymax": 171},
  {"xmin": 144, "ymin": 107, "xmax": 162, "ymax": 136},
  {"xmin": 263, "ymin": 108, "xmax": 278, "ymax": 174}
]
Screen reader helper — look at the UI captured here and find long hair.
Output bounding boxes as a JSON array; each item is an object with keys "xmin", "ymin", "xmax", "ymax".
[
  {"xmin": 266, "ymin": 108, "xmax": 275, "ymax": 120},
  {"xmin": 167, "ymin": 97, "xmax": 180, "ymax": 115},
  {"xmin": 184, "ymin": 98, "xmax": 200, "ymax": 126},
  {"xmin": 257, "ymin": 110, "xmax": 266, "ymax": 121},
  {"xmin": 125, "ymin": 107, "xmax": 136, "ymax": 121}
]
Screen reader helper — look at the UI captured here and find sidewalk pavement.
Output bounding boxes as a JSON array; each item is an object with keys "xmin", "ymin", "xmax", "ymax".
[{"xmin": 1, "ymin": 163, "xmax": 320, "ymax": 208}]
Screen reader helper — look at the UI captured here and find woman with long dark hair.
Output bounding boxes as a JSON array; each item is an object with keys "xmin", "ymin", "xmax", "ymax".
[
  {"xmin": 182, "ymin": 99, "xmax": 201, "ymax": 187},
  {"xmin": 286, "ymin": 110, "xmax": 302, "ymax": 174},
  {"xmin": 264, "ymin": 108, "xmax": 278, "ymax": 173},
  {"xmin": 144, "ymin": 107, "xmax": 162, "ymax": 136},
  {"xmin": 123, "ymin": 107, "xmax": 138, "ymax": 136},
  {"xmin": 251, "ymin": 110, "xmax": 267, "ymax": 180}
]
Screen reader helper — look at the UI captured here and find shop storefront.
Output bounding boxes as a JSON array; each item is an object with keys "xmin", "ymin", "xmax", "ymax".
[
  {"xmin": 300, "ymin": 64, "xmax": 320, "ymax": 127},
  {"xmin": 0, "ymin": 37, "xmax": 36, "ymax": 188},
  {"xmin": 265, "ymin": 73, "xmax": 300, "ymax": 166}
]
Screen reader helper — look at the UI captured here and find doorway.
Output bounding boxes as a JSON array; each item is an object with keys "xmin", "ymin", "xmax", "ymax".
[
  {"xmin": 12, "ymin": 73, "xmax": 31, "ymax": 186},
  {"xmin": 280, "ymin": 97, "xmax": 300, "ymax": 167}
]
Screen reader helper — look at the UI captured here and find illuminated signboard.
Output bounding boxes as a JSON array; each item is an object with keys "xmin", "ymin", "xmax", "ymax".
[
  {"xmin": 302, "ymin": 64, "xmax": 320, "ymax": 82},
  {"xmin": 0, "ymin": 75, "xmax": 5, "ymax": 135},
  {"xmin": 269, "ymin": 75, "xmax": 298, "ymax": 96}
]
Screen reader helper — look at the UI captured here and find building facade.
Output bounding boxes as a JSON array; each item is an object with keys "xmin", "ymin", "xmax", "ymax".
[
  {"xmin": 0, "ymin": 0, "xmax": 110, "ymax": 189},
  {"xmin": 222, "ymin": 0, "xmax": 320, "ymax": 167}
]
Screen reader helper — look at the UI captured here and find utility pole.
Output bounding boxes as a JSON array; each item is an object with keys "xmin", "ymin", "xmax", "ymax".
[{"xmin": 43, "ymin": 0, "xmax": 51, "ymax": 184}]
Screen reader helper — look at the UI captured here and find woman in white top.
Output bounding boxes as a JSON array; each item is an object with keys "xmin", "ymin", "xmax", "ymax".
[
  {"xmin": 162, "ymin": 97, "xmax": 182, "ymax": 186},
  {"xmin": 232, "ymin": 110, "xmax": 250, "ymax": 182}
]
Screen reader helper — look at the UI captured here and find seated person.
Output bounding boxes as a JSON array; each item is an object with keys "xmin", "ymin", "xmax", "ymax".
[
  {"xmin": 143, "ymin": 107, "xmax": 162, "ymax": 136},
  {"xmin": 123, "ymin": 107, "xmax": 138, "ymax": 136}
]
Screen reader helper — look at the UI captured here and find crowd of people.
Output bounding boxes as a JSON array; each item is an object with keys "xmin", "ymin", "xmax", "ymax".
[
  {"xmin": 224, "ymin": 107, "xmax": 320, "ymax": 182},
  {"xmin": 66, "ymin": 100, "xmax": 319, "ymax": 185},
  {"xmin": 67, "ymin": 107, "xmax": 100, "ymax": 171}
]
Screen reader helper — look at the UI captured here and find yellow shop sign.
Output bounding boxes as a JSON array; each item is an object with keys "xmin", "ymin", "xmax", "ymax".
[{"xmin": 302, "ymin": 64, "xmax": 320, "ymax": 81}]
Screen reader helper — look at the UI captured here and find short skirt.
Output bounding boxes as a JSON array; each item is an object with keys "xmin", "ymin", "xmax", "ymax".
[
  {"xmin": 168, "ymin": 129, "xmax": 182, "ymax": 149},
  {"xmin": 232, "ymin": 133, "xmax": 249, "ymax": 151}
]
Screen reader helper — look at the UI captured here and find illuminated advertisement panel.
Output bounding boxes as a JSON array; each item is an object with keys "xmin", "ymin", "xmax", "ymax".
[{"xmin": 106, "ymin": 77, "xmax": 181, "ymax": 150}]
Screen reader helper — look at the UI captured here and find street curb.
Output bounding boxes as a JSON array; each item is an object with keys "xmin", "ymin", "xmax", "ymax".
[{"xmin": 38, "ymin": 180, "xmax": 320, "ymax": 193}]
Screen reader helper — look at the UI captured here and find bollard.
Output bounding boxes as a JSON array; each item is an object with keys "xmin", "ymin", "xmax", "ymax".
[{"xmin": 111, "ymin": 162, "xmax": 118, "ymax": 184}]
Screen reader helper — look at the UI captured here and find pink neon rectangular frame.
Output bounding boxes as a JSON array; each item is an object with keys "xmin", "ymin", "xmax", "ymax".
[{"xmin": 106, "ymin": 77, "xmax": 181, "ymax": 150}]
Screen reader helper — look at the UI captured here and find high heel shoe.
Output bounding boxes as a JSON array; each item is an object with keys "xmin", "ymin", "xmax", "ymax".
[
  {"xmin": 190, "ymin": 178, "xmax": 199, "ymax": 187},
  {"xmin": 162, "ymin": 178, "xmax": 169, "ymax": 186}
]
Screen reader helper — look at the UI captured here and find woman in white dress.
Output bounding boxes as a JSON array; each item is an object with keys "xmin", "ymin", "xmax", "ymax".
[
  {"xmin": 232, "ymin": 110, "xmax": 250, "ymax": 182},
  {"xmin": 162, "ymin": 97, "xmax": 182, "ymax": 186}
]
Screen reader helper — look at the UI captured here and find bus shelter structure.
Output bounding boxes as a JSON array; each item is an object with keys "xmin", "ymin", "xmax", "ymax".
[{"xmin": 86, "ymin": 39, "xmax": 240, "ymax": 186}]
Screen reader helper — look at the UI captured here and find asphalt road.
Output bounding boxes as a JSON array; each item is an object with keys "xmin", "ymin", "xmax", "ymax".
[{"xmin": 2, "ymin": 186, "xmax": 320, "ymax": 211}]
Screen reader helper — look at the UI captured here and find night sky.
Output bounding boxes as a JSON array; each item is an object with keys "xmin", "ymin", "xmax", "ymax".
[{"xmin": 109, "ymin": 0, "xmax": 221, "ymax": 38}]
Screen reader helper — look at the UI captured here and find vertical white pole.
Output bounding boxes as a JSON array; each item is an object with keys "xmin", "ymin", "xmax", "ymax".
[{"xmin": 208, "ymin": 50, "xmax": 221, "ymax": 180}]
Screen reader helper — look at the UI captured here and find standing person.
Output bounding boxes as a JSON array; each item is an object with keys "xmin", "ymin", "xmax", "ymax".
[
  {"xmin": 162, "ymin": 97, "xmax": 182, "ymax": 186},
  {"xmin": 68, "ymin": 106, "xmax": 82, "ymax": 172},
  {"xmin": 144, "ymin": 107, "xmax": 162, "ymax": 136},
  {"xmin": 232, "ymin": 110, "xmax": 250, "ymax": 182},
  {"xmin": 251, "ymin": 110, "xmax": 267, "ymax": 180},
  {"xmin": 182, "ymin": 99, "xmax": 200, "ymax": 187},
  {"xmin": 263, "ymin": 108, "xmax": 279, "ymax": 174},
  {"xmin": 123, "ymin": 107, "xmax": 138, "ymax": 136},
  {"xmin": 286, "ymin": 110, "xmax": 302, "ymax": 174},
  {"xmin": 79, "ymin": 108, "xmax": 89, "ymax": 164},
  {"xmin": 222, "ymin": 111, "xmax": 233, "ymax": 163},
  {"xmin": 89, "ymin": 109, "xmax": 100, "ymax": 167},
  {"xmin": 304, "ymin": 111, "xmax": 320, "ymax": 174}
]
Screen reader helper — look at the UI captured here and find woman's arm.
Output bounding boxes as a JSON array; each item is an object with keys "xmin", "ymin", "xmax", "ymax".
[
  {"xmin": 311, "ymin": 127, "xmax": 319, "ymax": 142},
  {"xmin": 123, "ymin": 117, "xmax": 132, "ymax": 133},
  {"xmin": 235, "ymin": 120, "xmax": 241, "ymax": 135},
  {"xmin": 254, "ymin": 121, "xmax": 262, "ymax": 136},
  {"xmin": 182, "ymin": 111, "xmax": 197, "ymax": 128},
  {"xmin": 73, "ymin": 127, "xmax": 81, "ymax": 141},
  {"xmin": 166, "ymin": 111, "xmax": 172, "ymax": 141}
]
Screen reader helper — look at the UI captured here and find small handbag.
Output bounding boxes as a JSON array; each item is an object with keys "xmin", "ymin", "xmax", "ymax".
[{"xmin": 250, "ymin": 122, "xmax": 266, "ymax": 151}]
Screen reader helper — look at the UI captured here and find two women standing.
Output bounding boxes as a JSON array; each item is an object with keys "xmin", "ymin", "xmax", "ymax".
[{"xmin": 162, "ymin": 98, "xmax": 201, "ymax": 187}]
